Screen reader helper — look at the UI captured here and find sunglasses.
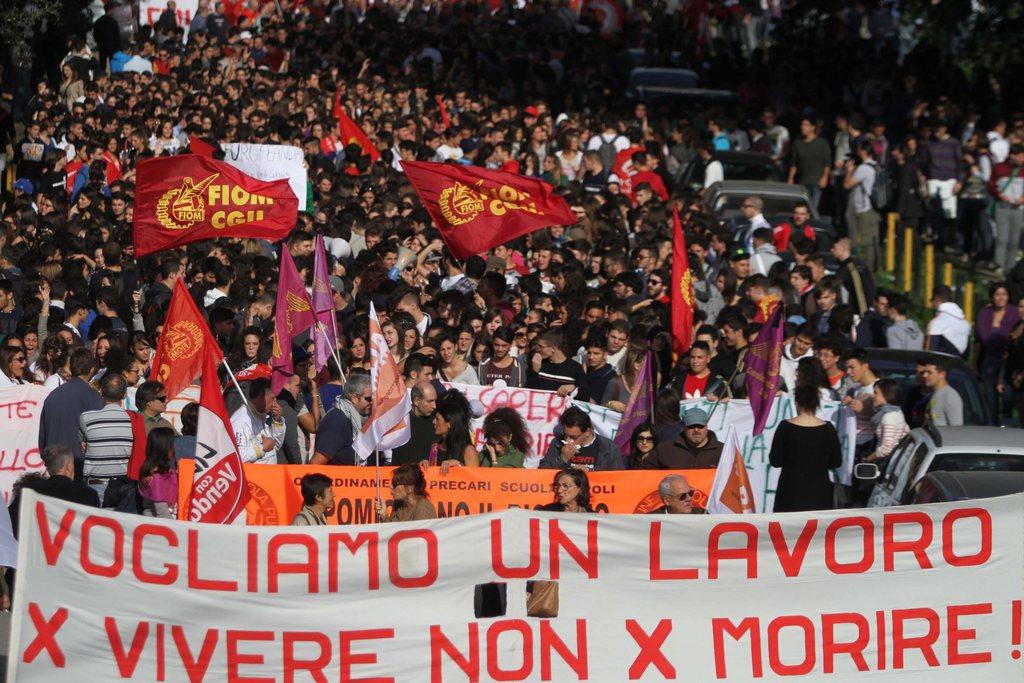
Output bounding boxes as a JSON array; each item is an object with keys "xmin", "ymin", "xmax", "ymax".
[
  {"xmin": 685, "ymin": 424, "xmax": 707, "ymax": 430},
  {"xmin": 648, "ymin": 279, "xmax": 662, "ymax": 286},
  {"xmin": 636, "ymin": 435, "xmax": 655, "ymax": 443},
  {"xmin": 674, "ymin": 490, "xmax": 695, "ymax": 501}
]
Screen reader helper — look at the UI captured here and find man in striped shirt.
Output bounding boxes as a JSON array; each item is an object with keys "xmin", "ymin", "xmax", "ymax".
[{"xmin": 79, "ymin": 372, "xmax": 133, "ymax": 503}]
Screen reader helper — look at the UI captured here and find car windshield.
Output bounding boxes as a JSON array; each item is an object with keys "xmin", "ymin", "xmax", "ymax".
[{"xmin": 929, "ymin": 453, "xmax": 1024, "ymax": 473}]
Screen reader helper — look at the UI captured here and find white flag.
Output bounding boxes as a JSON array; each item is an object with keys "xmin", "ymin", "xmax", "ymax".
[
  {"xmin": 354, "ymin": 303, "xmax": 411, "ymax": 460},
  {"xmin": 707, "ymin": 425, "xmax": 757, "ymax": 514}
]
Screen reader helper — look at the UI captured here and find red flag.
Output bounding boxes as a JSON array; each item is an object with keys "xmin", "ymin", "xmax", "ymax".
[
  {"xmin": 189, "ymin": 347, "xmax": 249, "ymax": 524},
  {"xmin": 188, "ymin": 135, "xmax": 222, "ymax": 159},
  {"xmin": 270, "ymin": 249, "xmax": 316, "ymax": 394},
  {"xmin": 436, "ymin": 95, "xmax": 451, "ymax": 130},
  {"xmin": 402, "ymin": 160, "xmax": 577, "ymax": 259},
  {"xmin": 671, "ymin": 207, "xmax": 696, "ymax": 357},
  {"xmin": 150, "ymin": 280, "xmax": 223, "ymax": 402},
  {"xmin": 132, "ymin": 155, "xmax": 298, "ymax": 257},
  {"xmin": 335, "ymin": 106, "xmax": 380, "ymax": 163},
  {"xmin": 354, "ymin": 303, "xmax": 411, "ymax": 460}
]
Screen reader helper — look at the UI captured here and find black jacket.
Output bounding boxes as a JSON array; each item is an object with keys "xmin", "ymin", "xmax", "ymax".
[
  {"xmin": 645, "ymin": 432, "xmax": 723, "ymax": 470},
  {"xmin": 9, "ymin": 475, "xmax": 100, "ymax": 539}
]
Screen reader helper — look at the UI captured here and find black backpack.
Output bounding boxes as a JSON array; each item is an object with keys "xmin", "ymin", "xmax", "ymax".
[
  {"xmin": 869, "ymin": 161, "xmax": 893, "ymax": 211},
  {"xmin": 596, "ymin": 134, "xmax": 621, "ymax": 172},
  {"xmin": 103, "ymin": 476, "xmax": 144, "ymax": 514}
]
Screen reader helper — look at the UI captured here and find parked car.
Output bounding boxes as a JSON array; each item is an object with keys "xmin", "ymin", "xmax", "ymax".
[
  {"xmin": 908, "ymin": 471, "xmax": 1024, "ymax": 504},
  {"xmin": 863, "ymin": 348, "xmax": 991, "ymax": 426},
  {"xmin": 861, "ymin": 425, "xmax": 1024, "ymax": 507},
  {"xmin": 678, "ymin": 151, "xmax": 780, "ymax": 189},
  {"xmin": 706, "ymin": 181, "xmax": 836, "ymax": 250}
]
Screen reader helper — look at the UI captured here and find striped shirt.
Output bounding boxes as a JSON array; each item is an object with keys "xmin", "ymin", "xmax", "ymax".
[{"xmin": 79, "ymin": 403, "xmax": 134, "ymax": 480}]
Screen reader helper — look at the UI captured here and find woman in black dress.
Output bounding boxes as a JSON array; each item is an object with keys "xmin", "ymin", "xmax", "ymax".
[{"xmin": 769, "ymin": 384, "xmax": 843, "ymax": 512}]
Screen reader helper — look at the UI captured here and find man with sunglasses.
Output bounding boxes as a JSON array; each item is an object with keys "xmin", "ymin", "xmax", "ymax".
[
  {"xmin": 648, "ymin": 475, "xmax": 706, "ymax": 515},
  {"xmin": 644, "ymin": 407, "xmax": 723, "ymax": 469}
]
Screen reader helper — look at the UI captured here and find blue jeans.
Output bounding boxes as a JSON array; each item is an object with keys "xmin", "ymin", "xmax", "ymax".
[{"xmin": 980, "ymin": 355, "xmax": 1004, "ymax": 425}]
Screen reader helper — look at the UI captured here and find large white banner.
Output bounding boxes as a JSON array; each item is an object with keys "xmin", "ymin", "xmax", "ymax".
[
  {"xmin": 0, "ymin": 385, "xmax": 50, "ymax": 504},
  {"xmin": 222, "ymin": 143, "xmax": 308, "ymax": 211},
  {"xmin": 10, "ymin": 492, "xmax": 1024, "ymax": 681},
  {"xmin": 684, "ymin": 397, "xmax": 858, "ymax": 513}
]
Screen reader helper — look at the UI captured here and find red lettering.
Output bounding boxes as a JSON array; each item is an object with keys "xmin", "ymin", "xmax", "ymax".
[
  {"xmin": 328, "ymin": 532, "xmax": 379, "ymax": 591},
  {"xmin": 625, "ymin": 619, "xmax": 675, "ymax": 680},
  {"xmin": 187, "ymin": 529, "xmax": 238, "ymax": 591},
  {"xmin": 37, "ymin": 503, "xmax": 74, "ymax": 565},
  {"xmin": 539, "ymin": 620, "xmax": 588, "ymax": 680},
  {"xmin": 388, "ymin": 530, "xmax": 438, "ymax": 588},
  {"xmin": 487, "ymin": 620, "xmax": 533, "ymax": 681},
  {"xmin": 80, "ymin": 516, "xmax": 124, "ymax": 578},
  {"xmin": 132, "ymin": 524, "xmax": 179, "ymax": 585},
  {"xmin": 283, "ymin": 632, "xmax": 331, "ymax": 683},
  {"xmin": 711, "ymin": 617, "xmax": 762, "ymax": 679},
  {"xmin": 247, "ymin": 532, "xmax": 259, "ymax": 593},
  {"xmin": 491, "ymin": 518, "xmax": 540, "ymax": 579},
  {"xmin": 824, "ymin": 517, "xmax": 874, "ymax": 574},
  {"xmin": 226, "ymin": 630, "xmax": 275, "ymax": 682},
  {"xmin": 708, "ymin": 523, "xmax": 757, "ymax": 579},
  {"xmin": 430, "ymin": 624, "xmax": 480, "ymax": 683},
  {"xmin": 171, "ymin": 626, "xmax": 218, "ymax": 683},
  {"xmin": 768, "ymin": 520, "xmax": 817, "ymax": 577},
  {"xmin": 883, "ymin": 512, "xmax": 933, "ymax": 571},
  {"xmin": 891, "ymin": 608, "xmax": 940, "ymax": 669},
  {"xmin": 946, "ymin": 603, "xmax": 992, "ymax": 665},
  {"xmin": 22, "ymin": 603, "xmax": 68, "ymax": 667},
  {"xmin": 649, "ymin": 522, "xmax": 698, "ymax": 580},
  {"xmin": 821, "ymin": 613, "xmax": 870, "ymax": 674},
  {"xmin": 549, "ymin": 519, "xmax": 598, "ymax": 579},
  {"xmin": 767, "ymin": 615, "xmax": 815, "ymax": 676},
  {"xmin": 340, "ymin": 629, "xmax": 395, "ymax": 683},
  {"xmin": 105, "ymin": 617, "xmax": 149, "ymax": 678},
  {"xmin": 267, "ymin": 535, "xmax": 319, "ymax": 593},
  {"xmin": 942, "ymin": 508, "xmax": 992, "ymax": 567}
]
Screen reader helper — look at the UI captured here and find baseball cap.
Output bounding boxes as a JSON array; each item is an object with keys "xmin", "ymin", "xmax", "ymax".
[
  {"xmin": 682, "ymin": 407, "xmax": 710, "ymax": 427},
  {"xmin": 524, "ymin": 106, "xmax": 540, "ymax": 118},
  {"xmin": 330, "ymin": 276, "xmax": 347, "ymax": 295},
  {"xmin": 13, "ymin": 178, "xmax": 33, "ymax": 195},
  {"xmin": 729, "ymin": 248, "xmax": 750, "ymax": 262}
]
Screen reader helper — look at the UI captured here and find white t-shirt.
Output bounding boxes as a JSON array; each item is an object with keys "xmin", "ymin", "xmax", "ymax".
[
  {"xmin": 851, "ymin": 162, "xmax": 877, "ymax": 214},
  {"xmin": 703, "ymin": 160, "xmax": 724, "ymax": 188}
]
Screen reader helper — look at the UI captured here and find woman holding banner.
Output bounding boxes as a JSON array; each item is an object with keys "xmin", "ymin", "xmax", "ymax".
[
  {"xmin": 540, "ymin": 469, "xmax": 594, "ymax": 513},
  {"xmin": 375, "ymin": 463, "xmax": 436, "ymax": 522}
]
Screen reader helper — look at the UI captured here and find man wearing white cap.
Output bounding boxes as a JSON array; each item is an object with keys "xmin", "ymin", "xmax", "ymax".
[{"xmin": 644, "ymin": 407, "xmax": 723, "ymax": 469}]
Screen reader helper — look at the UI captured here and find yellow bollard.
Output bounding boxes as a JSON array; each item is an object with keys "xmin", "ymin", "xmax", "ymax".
[
  {"xmin": 924, "ymin": 243, "xmax": 935, "ymax": 304},
  {"xmin": 903, "ymin": 228, "xmax": 914, "ymax": 293},
  {"xmin": 964, "ymin": 281, "xmax": 975, "ymax": 322},
  {"xmin": 886, "ymin": 213, "xmax": 897, "ymax": 272},
  {"xmin": 942, "ymin": 262, "xmax": 953, "ymax": 287}
]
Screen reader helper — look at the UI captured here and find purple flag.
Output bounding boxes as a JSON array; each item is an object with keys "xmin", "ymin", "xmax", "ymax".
[
  {"xmin": 270, "ymin": 248, "xmax": 316, "ymax": 394},
  {"xmin": 745, "ymin": 304, "xmax": 786, "ymax": 436},
  {"xmin": 614, "ymin": 351, "xmax": 654, "ymax": 461},
  {"xmin": 312, "ymin": 235, "xmax": 338, "ymax": 372}
]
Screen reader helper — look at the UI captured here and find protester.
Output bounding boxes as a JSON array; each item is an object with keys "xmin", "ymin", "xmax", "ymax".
[
  {"xmin": 174, "ymin": 402, "xmax": 199, "ymax": 462},
  {"xmin": 924, "ymin": 358, "xmax": 965, "ymax": 427},
  {"xmin": 648, "ymin": 475, "xmax": 705, "ymax": 515},
  {"xmin": 769, "ymin": 384, "xmax": 843, "ymax": 512},
  {"xmin": 39, "ymin": 348, "xmax": 102, "ymax": 465},
  {"xmin": 540, "ymin": 469, "xmax": 593, "ymax": 513},
  {"xmin": 627, "ymin": 424, "xmax": 658, "ymax": 469},
  {"xmin": 138, "ymin": 427, "xmax": 178, "ymax": 518},
  {"xmin": 8, "ymin": 444, "xmax": 99, "ymax": 537},
  {"xmin": 866, "ymin": 379, "xmax": 910, "ymax": 464},
  {"xmin": 644, "ymin": 407, "xmax": 723, "ymax": 470},
  {"xmin": 231, "ymin": 378, "xmax": 286, "ymax": 465},
  {"xmin": 312, "ymin": 373, "xmax": 371, "ymax": 466},
  {"xmin": 78, "ymin": 371, "xmax": 133, "ymax": 502},
  {"xmin": 976, "ymin": 282, "xmax": 1019, "ymax": 423},
  {"xmin": 480, "ymin": 407, "xmax": 528, "ymax": 468},
  {"xmin": 430, "ymin": 391, "xmax": 479, "ymax": 472},
  {"xmin": 540, "ymin": 406, "xmax": 622, "ymax": 471},
  {"xmin": 136, "ymin": 380, "xmax": 173, "ymax": 433},
  {"xmin": 927, "ymin": 285, "xmax": 971, "ymax": 357},
  {"xmin": 291, "ymin": 473, "xmax": 334, "ymax": 526},
  {"xmin": 391, "ymin": 380, "xmax": 437, "ymax": 465},
  {"xmin": 375, "ymin": 463, "xmax": 436, "ymax": 522}
]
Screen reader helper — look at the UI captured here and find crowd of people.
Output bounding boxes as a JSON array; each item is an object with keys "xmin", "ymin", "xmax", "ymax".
[{"xmin": 0, "ymin": 0, "xmax": 1018, "ymax": 526}]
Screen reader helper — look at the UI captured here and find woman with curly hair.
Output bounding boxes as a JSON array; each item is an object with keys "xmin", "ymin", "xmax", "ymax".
[{"xmin": 480, "ymin": 407, "xmax": 529, "ymax": 468}]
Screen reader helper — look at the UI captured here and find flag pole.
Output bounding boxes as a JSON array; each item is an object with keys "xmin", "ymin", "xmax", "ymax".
[
  {"xmin": 374, "ymin": 449, "xmax": 382, "ymax": 522},
  {"xmin": 221, "ymin": 358, "xmax": 262, "ymax": 420}
]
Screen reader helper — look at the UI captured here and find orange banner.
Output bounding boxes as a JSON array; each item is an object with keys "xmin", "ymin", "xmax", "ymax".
[{"xmin": 176, "ymin": 461, "xmax": 717, "ymax": 525}]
